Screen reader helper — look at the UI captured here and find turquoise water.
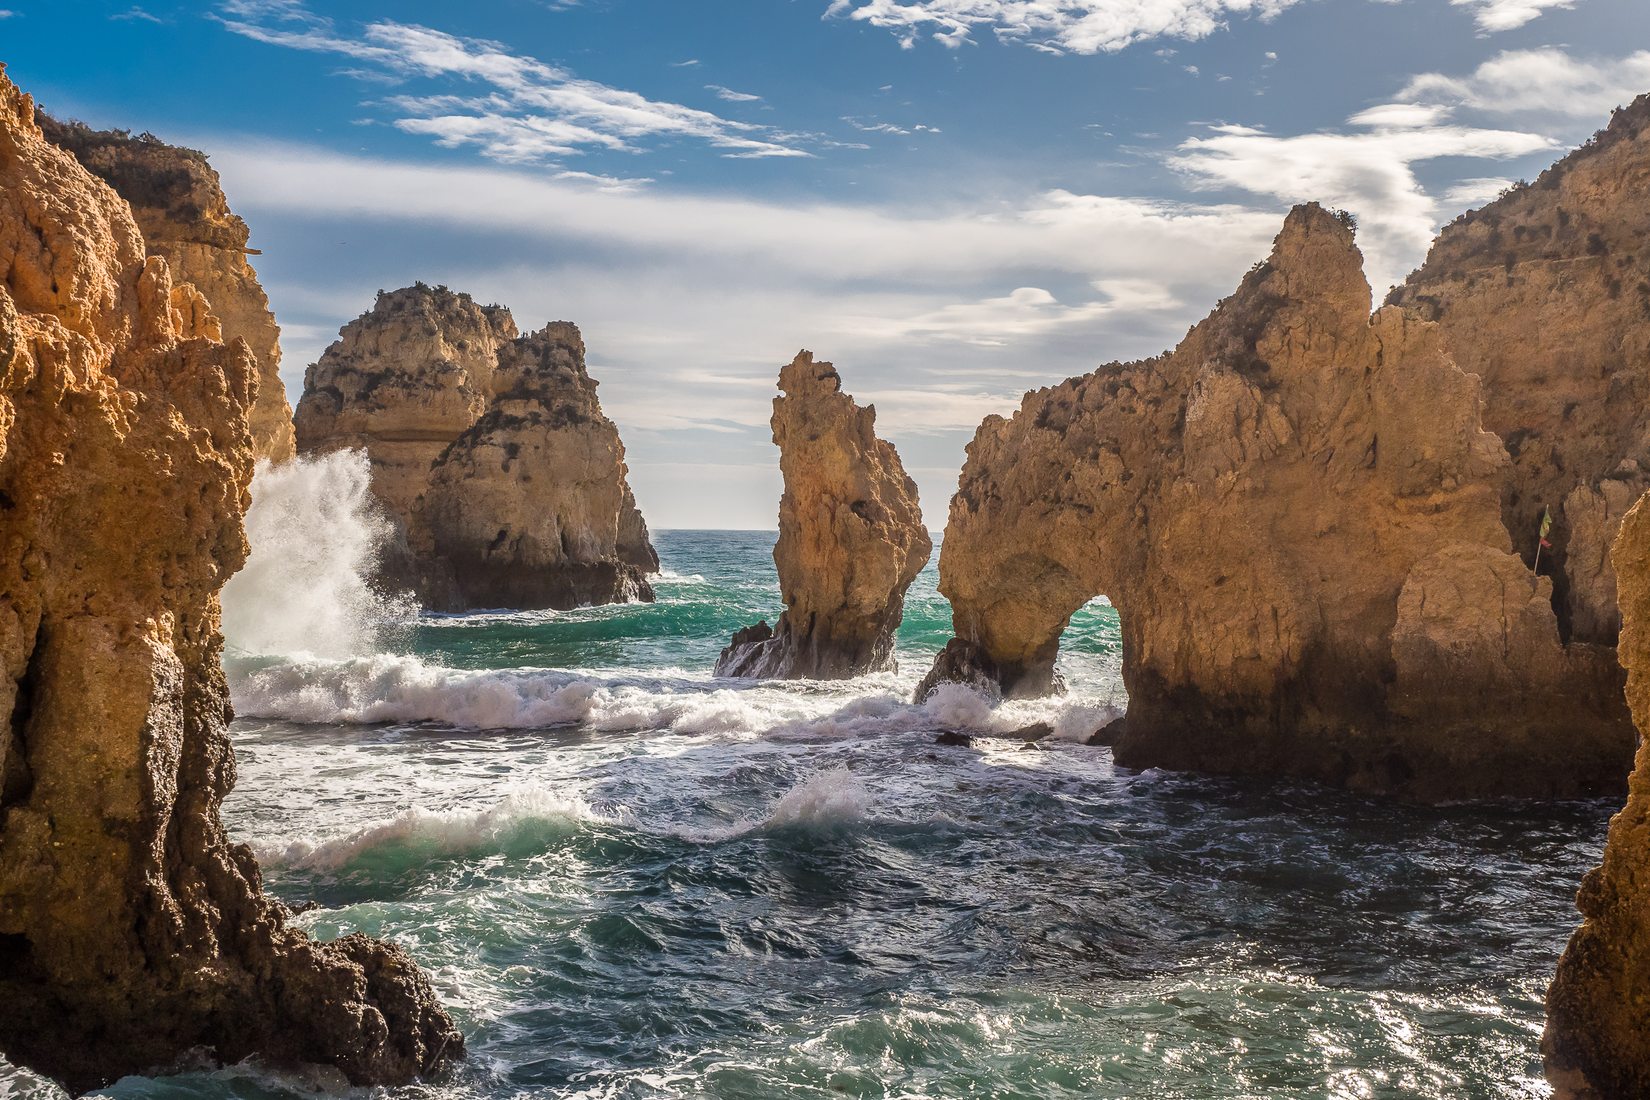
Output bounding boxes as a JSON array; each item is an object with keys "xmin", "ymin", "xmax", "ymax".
[{"xmin": 2, "ymin": 531, "xmax": 1607, "ymax": 1100}]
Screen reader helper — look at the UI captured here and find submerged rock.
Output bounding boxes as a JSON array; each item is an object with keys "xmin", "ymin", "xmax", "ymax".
[
  {"xmin": 717, "ymin": 351, "xmax": 931, "ymax": 679},
  {"xmin": 37, "ymin": 113, "xmax": 297, "ymax": 462},
  {"xmin": 920, "ymin": 203, "xmax": 1630, "ymax": 799},
  {"xmin": 1545, "ymin": 490, "xmax": 1650, "ymax": 1098},
  {"xmin": 294, "ymin": 286, "xmax": 656, "ymax": 612},
  {"xmin": 0, "ymin": 68, "xmax": 459, "ymax": 1091},
  {"xmin": 1390, "ymin": 95, "xmax": 1650, "ymax": 648}
]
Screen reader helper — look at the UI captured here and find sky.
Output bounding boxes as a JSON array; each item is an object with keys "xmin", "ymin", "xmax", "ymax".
[{"xmin": 5, "ymin": 0, "xmax": 1648, "ymax": 527}]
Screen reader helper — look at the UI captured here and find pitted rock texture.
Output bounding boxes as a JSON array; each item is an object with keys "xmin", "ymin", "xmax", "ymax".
[
  {"xmin": 0, "ymin": 68, "xmax": 460, "ymax": 1092},
  {"xmin": 717, "ymin": 352, "xmax": 930, "ymax": 679},
  {"xmin": 920, "ymin": 204, "xmax": 1631, "ymax": 799},
  {"xmin": 1390, "ymin": 94, "xmax": 1650, "ymax": 647},
  {"xmin": 417, "ymin": 322, "xmax": 658, "ymax": 610},
  {"xmin": 37, "ymin": 114, "xmax": 297, "ymax": 462},
  {"xmin": 295, "ymin": 286, "xmax": 656, "ymax": 611},
  {"xmin": 1545, "ymin": 490, "xmax": 1650, "ymax": 1099}
]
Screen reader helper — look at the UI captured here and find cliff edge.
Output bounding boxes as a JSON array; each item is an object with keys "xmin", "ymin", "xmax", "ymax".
[{"xmin": 0, "ymin": 67, "xmax": 460, "ymax": 1091}]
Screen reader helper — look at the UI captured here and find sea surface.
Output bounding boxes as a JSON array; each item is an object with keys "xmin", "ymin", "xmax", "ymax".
[{"xmin": 0, "ymin": 504, "xmax": 1615, "ymax": 1100}]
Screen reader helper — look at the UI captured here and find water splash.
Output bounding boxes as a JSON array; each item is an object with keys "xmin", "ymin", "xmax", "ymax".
[{"xmin": 221, "ymin": 451, "xmax": 412, "ymax": 659}]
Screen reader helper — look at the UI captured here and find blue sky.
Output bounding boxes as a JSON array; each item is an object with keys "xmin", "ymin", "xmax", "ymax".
[{"xmin": 6, "ymin": 0, "xmax": 1648, "ymax": 526}]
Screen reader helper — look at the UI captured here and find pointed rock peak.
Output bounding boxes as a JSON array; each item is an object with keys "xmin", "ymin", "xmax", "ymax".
[
  {"xmin": 0, "ymin": 66, "xmax": 39, "ymax": 136},
  {"xmin": 1254, "ymin": 202, "xmax": 1372, "ymax": 314},
  {"xmin": 779, "ymin": 348, "xmax": 843, "ymax": 396}
]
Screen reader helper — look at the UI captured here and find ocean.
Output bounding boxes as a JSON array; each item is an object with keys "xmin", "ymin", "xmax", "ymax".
[{"xmin": 0, "ymin": 455, "xmax": 1611, "ymax": 1100}]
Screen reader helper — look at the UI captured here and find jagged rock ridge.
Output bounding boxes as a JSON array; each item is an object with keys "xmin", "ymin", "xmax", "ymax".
[
  {"xmin": 294, "ymin": 285, "xmax": 657, "ymax": 611},
  {"xmin": 37, "ymin": 113, "xmax": 297, "ymax": 462},
  {"xmin": 717, "ymin": 351, "xmax": 931, "ymax": 679},
  {"xmin": 1390, "ymin": 94, "xmax": 1650, "ymax": 647},
  {"xmin": 0, "ymin": 67, "xmax": 460, "ymax": 1091},
  {"xmin": 919, "ymin": 204, "xmax": 1630, "ymax": 799},
  {"xmin": 1545, "ymin": 488, "xmax": 1650, "ymax": 1099}
]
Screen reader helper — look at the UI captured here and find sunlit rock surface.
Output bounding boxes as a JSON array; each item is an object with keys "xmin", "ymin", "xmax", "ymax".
[{"xmin": 0, "ymin": 67, "xmax": 460, "ymax": 1092}]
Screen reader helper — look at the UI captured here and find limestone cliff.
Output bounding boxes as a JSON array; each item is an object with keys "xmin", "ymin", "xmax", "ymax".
[
  {"xmin": 717, "ymin": 352, "xmax": 930, "ymax": 679},
  {"xmin": 0, "ymin": 68, "xmax": 460, "ymax": 1090},
  {"xmin": 295, "ymin": 286, "xmax": 656, "ymax": 611},
  {"xmin": 1389, "ymin": 94, "xmax": 1650, "ymax": 647},
  {"xmin": 920, "ymin": 204, "xmax": 1630, "ymax": 799},
  {"xmin": 1545, "ymin": 490, "xmax": 1650, "ymax": 1098},
  {"xmin": 417, "ymin": 322, "xmax": 659, "ymax": 610},
  {"xmin": 37, "ymin": 114, "xmax": 297, "ymax": 462}
]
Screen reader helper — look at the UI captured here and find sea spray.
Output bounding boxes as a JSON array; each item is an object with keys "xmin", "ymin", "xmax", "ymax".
[{"xmin": 222, "ymin": 451, "xmax": 412, "ymax": 659}]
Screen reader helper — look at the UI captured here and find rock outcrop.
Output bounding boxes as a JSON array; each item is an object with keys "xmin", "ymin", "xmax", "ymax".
[
  {"xmin": 295, "ymin": 286, "xmax": 656, "ymax": 611},
  {"xmin": 0, "ymin": 68, "xmax": 460, "ymax": 1091},
  {"xmin": 417, "ymin": 322, "xmax": 660, "ymax": 609},
  {"xmin": 1545, "ymin": 490, "xmax": 1650, "ymax": 1098},
  {"xmin": 919, "ymin": 204, "xmax": 1631, "ymax": 799},
  {"xmin": 717, "ymin": 352, "xmax": 930, "ymax": 679},
  {"xmin": 37, "ymin": 114, "xmax": 297, "ymax": 462},
  {"xmin": 1389, "ymin": 94, "xmax": 1650, "ymax": 648}
]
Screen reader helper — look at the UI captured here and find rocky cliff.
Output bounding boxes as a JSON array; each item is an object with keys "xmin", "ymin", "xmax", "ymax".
[
  {"xmin": 37, "ymin": 114, "xmax": 297, "ymax": 463},
  {"xmin": 1389, "ymin": 94, "xmax": 1650, "ymax": 647},
  {"xmin": 717, "ymin": 352, "xmax": 930, "ymax": 679},
  {"xmin": 919, "ymin": 204, "xmax": 1631, "ymax": 799},
  {"xmin": 417, "ymin": 322, "xmax": 659, "ymax": 610},
  {"xmin": 0, "ymin": 68, "xmax": 460, "ymax": 1090},
  {"xmin": 1545, "ymin": 489, "xmax": 1650, "ymax": 1098},
  {"xmin": 295, "ymin": 286, "xmax": 656, "ymax": 611}
]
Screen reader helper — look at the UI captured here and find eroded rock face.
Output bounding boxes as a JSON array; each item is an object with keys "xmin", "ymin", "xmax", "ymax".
[
  {"xmin": 417, "ymin": 322, "xmax": 659, "ymax": 610},
  {"xmin": 921, "ymin": 204, "xmax": 1631, "ymax": 799},
  {"xmin": 37, "ymin": 114, "xmax": 298, "ymax": 462},
  {"xmin": 295, "ymin": 286, "xmax": 656, "ymax": 611},
  {"xmin": 0, "ymin": 68, "xmax": 460, "ymax": 1091},
  {"xmin": 717, "ymin": 352, "xmax": 930, "ymax": 679},
  {"xmin": 1545, "ymin": 490, "xmax": 1650, "ymax": 1099},
  {"xmin": 1389, "ymin": 95, "xmax": 1650, "ymax": 647}
]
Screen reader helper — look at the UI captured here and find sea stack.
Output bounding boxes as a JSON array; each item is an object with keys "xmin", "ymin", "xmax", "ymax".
[
  {"xmin": 0, "ymin": 68, "xmax": 459, "ymax": 1090},
  {"xmin": 1389, "ymin": 93, "xmax": 1650, "ymax": 649},
  {"xmin": 717, "ymin": 351, "xmax": 930, "ymax": 679},
  {"xmin": 917, "ymin": 204, "xmax": 1631, "ymax": 799},
  {"xmin": 294, "ymin": 284, "xmax": 657, "ymax": 611},
  {"xmin": 37, "ymin": 113, "xmax": 297, "ymax": 462},
  {"xmin": 417, "ymin": 322, "xmax": 660, "ymax": 609},
  {"xmin": 1545, "ymin": 489, "xmax": 1650, "ymax": 1098}
]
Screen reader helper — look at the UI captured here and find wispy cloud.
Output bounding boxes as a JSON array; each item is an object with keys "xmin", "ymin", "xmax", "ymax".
[
  {"xmin": 823, "ymin": 0, "xmax": 1304, "ymax": 54},
  {"xmin": 1171, "ymin": 108, "xmax": 1553, "ymax": 291},
  {"xmin": 111, "ymin": 6, "xmax": 165, "ymax": 23},
  {"xmin": 216, "ymin": 4, "xmax": 812, "ymax": 164},
  {"xmin": 1451, "ymin": 0, "xmax": 1576, "ymax": 33},
  {"xmin": 1401, "ymin": 48, "xmax": 1650, "ymax": 119},
  {"xmin": 705, "ymin": 84, "xmax": 763, "ymax": 102}
]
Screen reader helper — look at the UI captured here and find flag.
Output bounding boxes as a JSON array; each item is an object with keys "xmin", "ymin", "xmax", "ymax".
[{"xmin": 1539, "ymin": 506, "xmax": 1553, "ymax": 549}]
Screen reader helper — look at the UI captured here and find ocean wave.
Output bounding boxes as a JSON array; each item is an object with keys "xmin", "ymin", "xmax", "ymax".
[
  {"xmin": 231, "ymin": 652, "xmax": 1120, "ymax": 746},
  {"xmin": 675, "ymin": 766, "xmax": 873, "ymax": 843},
  {"xmin": 259, "ymin": 786, "xmax": 609, "ymax": 872}
]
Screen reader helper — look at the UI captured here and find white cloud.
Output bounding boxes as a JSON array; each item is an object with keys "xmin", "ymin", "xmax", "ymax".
[
  {"xmin": 1451, "ymin": 0, "xmax": 1575, "ymax": 32},
  {"xmin": 824, "ymin": 0, "xmax": 1303, "ymax": 54},
  {"xmin": 0, "ymin": 9, "xmax": 17, "ymax": 16},
  {"xmin": 217, "ymin": 6, "xmax": 811, "ymax": 162},
  {"xmin": 1441, "ymin": 177, "xmax": 1515, "ymax": 207},
  {"xmin": 706, "ymin": 84, "xmax": 763, "ymax": 102},
  {"xmin": 1402, "ymin": 48, "xmax": 1650, "ymax": 119},
  {"xmin": 111, "ymin": 5, "xmax": 166, "ymax": 22},
  {"xmin": 1171, "ymin": 109, "xmax": 1553, "ymax": 292}
]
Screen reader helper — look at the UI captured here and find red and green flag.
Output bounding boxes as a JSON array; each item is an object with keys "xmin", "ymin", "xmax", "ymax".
[{"xmin": 1539, "ymin": 507, "xmax": 1553, "ymax": 549}]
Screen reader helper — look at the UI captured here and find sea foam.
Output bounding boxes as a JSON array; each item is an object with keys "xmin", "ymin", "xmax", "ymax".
[{"xmin": 221, "ymin": 451, "xmax": 412, "ymax": 659}]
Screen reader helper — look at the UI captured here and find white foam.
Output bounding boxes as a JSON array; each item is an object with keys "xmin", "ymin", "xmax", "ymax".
[
  {"xmin": 221, "ymin": 451, "xmax": 413, "ymax": 660},
  {"xmin": 260, "ymin": 786, "xmax": 608, "ymax": 872},
  {"xmin": 678, "ymin": 766, "xmax": 873, "ymax": 843}
]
